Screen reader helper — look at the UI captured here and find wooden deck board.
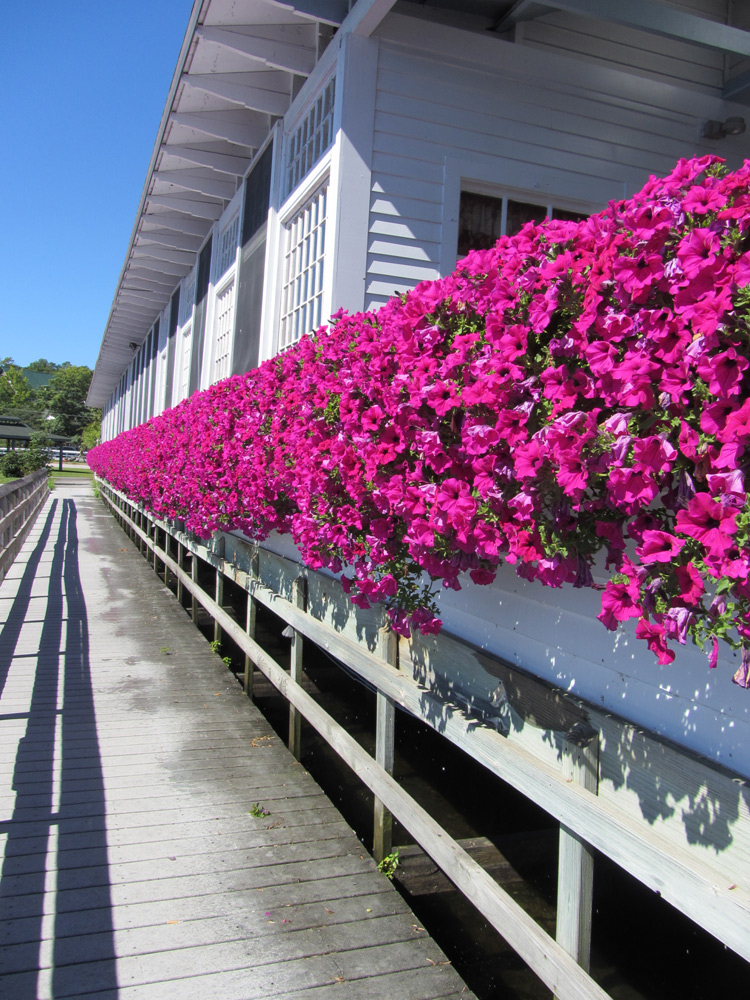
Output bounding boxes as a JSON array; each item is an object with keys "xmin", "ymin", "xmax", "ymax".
[{"xmin": 0, "ymin": 487, "xmax": 474, "ymax": 999}]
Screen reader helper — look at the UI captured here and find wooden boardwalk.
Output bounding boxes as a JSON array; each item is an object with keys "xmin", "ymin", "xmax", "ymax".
[{"xmin": 0, "ymin": 483, "xmax": 473, "ymax": 1000}]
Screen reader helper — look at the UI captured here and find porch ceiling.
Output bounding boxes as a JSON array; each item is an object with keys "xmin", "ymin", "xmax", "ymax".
[
  {"xmin": 90, "ymin": 0, "xmax": 365, "ymax": 407},
  {"xmin": 399, "ymin": 0, "xmax": 750, "ymax": 61}
]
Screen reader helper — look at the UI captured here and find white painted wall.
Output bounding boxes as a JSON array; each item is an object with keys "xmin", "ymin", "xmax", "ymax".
[
  {"xmin": 366, "ymin": 11, "xmax": 750, "ymax": 306},
  {"xmin": 258, "ymin": 523, "xmax": 749, "ymax": 778},
  {"xmin": 518, "ymin": 1, "xmax": 727, "ymax": 95}
]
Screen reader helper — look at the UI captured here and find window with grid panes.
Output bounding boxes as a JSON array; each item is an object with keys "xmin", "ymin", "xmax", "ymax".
[
  {"xmin": 217, "ymin": 214, "xmax": 239, "ymax": 279},
  {"xmin": 213, "ymin": 278, "xmax": 235, "ymax": 383},
  {"xmin": 457, "ymin": 191, "xmax": 587, "ymax": 257},
  {"xmin": 179, "ymin": 269, "xmax": 196, "ymax": 326},
  {"xmin": 179, "ymin": 325, "xmax": 192, "ymax": 401},
  {"xmin": 286, "ymin": 78, "xmax": 335, "ymax": 196},
  {"xmin": 279, "ymin": 181, "xmax": 328, "ymax": 350}
]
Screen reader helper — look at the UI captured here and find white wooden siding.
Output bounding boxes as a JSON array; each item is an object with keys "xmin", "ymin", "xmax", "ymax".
[
  {"xmin": 367, "ymin": 12, "xmax": 750, "ymax": 307},
  {"xmin": 434, "ymin": 561, "xmax": 749, "ymax": 775},
  {"xmin": 259, "ymin": 519, "xmax": 749, "ymax": 780},
  {"xmin": 519, "ymin": 6, "xmax": 726, "ymax": 95}
]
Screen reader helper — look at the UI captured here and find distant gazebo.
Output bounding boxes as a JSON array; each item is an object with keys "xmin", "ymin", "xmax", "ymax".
[{"xmin": 0, "ymin": 416, "xmax": 72, "ymax": 469}]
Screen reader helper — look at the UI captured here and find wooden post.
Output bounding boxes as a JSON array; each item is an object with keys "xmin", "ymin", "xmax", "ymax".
[
  {"xmin": 373, "ymin": 625, "xmax": 397, "ymax": 863},
  {"xmin": 191, "ymin": 552, "xmax": 198, "ymax": 622},
  {"xmin": 556, "ymin": 725, "xmax": 598, "ymax": 980},
  {"xmin": 152, "ymin": 523, "xmax": 158, "ymax": 571},
  {"xmin": 163, "ymin": 532, "xmax": 170, "ymax": 585},
  {"xmin": 243, "ymin": 551, "xmax": 259, "ymax": 698},
  {"xmin": 288, "ymin": 575, "xmax": 306, "ymax": 760},
  {"xmin": 214, "ymin": 569, "xmax": 224, "ymax": 647},
  {"xmin": 176, "ymin": 543, "xmax": 184, "ymax": 604}
]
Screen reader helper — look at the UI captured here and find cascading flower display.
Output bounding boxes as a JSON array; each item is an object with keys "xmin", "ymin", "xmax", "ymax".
[{"xmin": 90, "ymin": 157, "xmax": 750, "ymax": 687}]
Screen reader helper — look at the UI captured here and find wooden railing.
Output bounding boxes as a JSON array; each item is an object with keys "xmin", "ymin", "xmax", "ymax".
[
  {"xmin": 97, "ymin": 479, "xmax": 750, "ymax": 999},
  {"xmin": 0, "ymin": 468, "xmax": 49, "ymax": 583}
]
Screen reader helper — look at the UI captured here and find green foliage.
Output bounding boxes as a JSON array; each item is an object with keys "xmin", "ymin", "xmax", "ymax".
[
  {"xmin": 0, "ymin": 430, "xmax": 51, "ymax": 478},
  {"xmin": 39, "ymin": 366, "xmax": 99, "ymax": 442},
  {"xmin": 377, "ymin": 850, "xmax": 400, "ymax": 879},
  {"xmin": 249, "ymin": 803, "xmax": 270, "ymax": 818},
  {"xmin": 26, "ymin": 432, "xmax": 52, "ymax": 472},
  {"xmin": 1, "ymin": 358, "xmax": 100, "ymax": 444},
  {"xmin": 80, "ymin": 417, "xmax": 101, "ymax": 452},
  {"xmin": 0, "ymin": 451, "xmax": 29, "ymax": 478},
  {"xmin": 25, "ymin": 359, "xmax": 66, "ymax": 373},
  {"xmin": 0, "ymin": 359, "xmax": 32, "ymax": 416}
]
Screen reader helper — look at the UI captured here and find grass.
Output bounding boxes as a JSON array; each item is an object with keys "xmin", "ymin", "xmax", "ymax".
[
  {"xmin": 1, "ymin": 462, "xmax": 93, "ymax": 488},
  {"xmin": 47, "ymin": 465, "xmax": 94, "ymax": 488}
]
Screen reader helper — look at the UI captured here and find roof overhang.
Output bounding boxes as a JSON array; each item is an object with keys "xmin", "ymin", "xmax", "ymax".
[
  {"xmin": 89, "ymin": 0, "xmax": 398, "ymax": 407},
  {"xmin": 91, "ymin": 0, "xmax": 750, "ymax": 408}
]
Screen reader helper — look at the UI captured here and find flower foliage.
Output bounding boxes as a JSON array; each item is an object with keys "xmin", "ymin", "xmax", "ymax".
[{"xmin": 90, "ymin": 157, "xmax": 750, "ymax": 687}]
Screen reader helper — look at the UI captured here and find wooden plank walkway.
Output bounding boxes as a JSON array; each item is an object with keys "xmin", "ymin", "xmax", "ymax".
[{"xmin": 0, "ymin": 483, "xmax": 473, "ymax": 1000}]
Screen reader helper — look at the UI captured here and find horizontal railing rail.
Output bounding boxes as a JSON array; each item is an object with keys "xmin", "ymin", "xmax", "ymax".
[
  {"xmin": 0, "ymin": 468, "xmax": 49, "ymax": 583},
  {"xmin": 99, "ymin": 481, "xmax": 612, "ymax": 1000}
]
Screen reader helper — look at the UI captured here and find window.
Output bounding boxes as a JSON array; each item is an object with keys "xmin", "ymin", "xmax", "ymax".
[
  {"xmin": 196, "ymin": 237, "xmax": 213, "ymax": 306},
  {"xmin": 180, "ymin": 325, "xmax": 192, "ymax": 401},
  {"xmin": 216, "ymin": 214, "xmax": 239, "ymax": 279},
  {"xmin": 286, "ymin": 77, "xmax": 336, "ymax": 196},
  {"xmin": 279, "ymin": 181, "xmax": 328, "ymax": 350},
  {"xmin": 213, "ymin": 278, "xmax": 235, "ymax": 383},
  {"xmin": 458, "ymin": 191, "xmax": 587, "ymax": 257},
  {"xmin": 242, "ymin": 143, "xmax": 273, "ymax": 246},
  {"xmin": 179, "ymin": 269, "xmax": 196, "ymax": 326}
]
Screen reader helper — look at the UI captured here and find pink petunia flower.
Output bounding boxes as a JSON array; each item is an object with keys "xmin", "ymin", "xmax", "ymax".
[{"xmin": 675, "ymin": 493, "xmax": 738, "ymax": 558}]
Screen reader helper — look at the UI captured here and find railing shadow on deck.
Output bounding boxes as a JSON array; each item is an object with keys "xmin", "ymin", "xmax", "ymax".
[{"xmin": 0, "ymin": 498, "xmax": 118, "ymax": 997}]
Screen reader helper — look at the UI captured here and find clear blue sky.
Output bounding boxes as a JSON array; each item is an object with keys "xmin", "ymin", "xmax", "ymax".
[{"xmin": 0, "ymin": 0, "xmax": 194, "ymax": 370}]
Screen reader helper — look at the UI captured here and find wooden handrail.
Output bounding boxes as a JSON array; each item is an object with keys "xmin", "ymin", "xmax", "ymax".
[
  {"xmin": 100, "ymin": 484, "xmax": 613, "ymax": 1000},
  {"xmin": 97, "ymin": 480, "xmax": 750, "ymax": 981},
  {"xmin": 0, "ymin": 468, "xmax": 49, "ymax": 583}
]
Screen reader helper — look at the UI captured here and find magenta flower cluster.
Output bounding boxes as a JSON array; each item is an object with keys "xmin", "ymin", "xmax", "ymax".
[{"xmin": 89, "ymin": 156, "xmax": 750, "ymax": 687}]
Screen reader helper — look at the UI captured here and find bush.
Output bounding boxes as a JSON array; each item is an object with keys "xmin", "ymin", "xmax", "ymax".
[
  {"xmin": 89, "ymin": 156, "xmax": 750, "ymax": 686},
  {"xmin": 0, "ymin": 451, "xmax": 30, "ymax": 478},
  {"xmin": 26, "ymin": 432, "xmax": 52, "ymax": 473}
]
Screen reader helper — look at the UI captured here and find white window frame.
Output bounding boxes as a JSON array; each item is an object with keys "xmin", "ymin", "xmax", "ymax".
[
  {"xmin": 178, "ymin": 322, "xmax": 193, "ymax": 403},
  {"xmin": 278, "ymin": 176, "xmax": 330, "ymax": 352},
  {"xmin": 201, "ymin": 190, "xmax": 243, "ymax": 388},
  {"xmin": 440, "ymin": 155, "xmax": 603, "ymax": 276},
  {"xmin": 174, "ymin": 264, "xmax": 197, "ymax": 405},
  {"xmin": 210, "ymin": 271, "xmax": 237, "ymax": 384},
  {"xmin": 216, "ymin": 211, "xmax": 240, "ymax": 281},
  {"xmin": 285, "ymin": 75, "xmax": 336, "ymax": 198},
  {"xmin": 261, "ymin": 142, "xmax": 337, "ymax": 362}
]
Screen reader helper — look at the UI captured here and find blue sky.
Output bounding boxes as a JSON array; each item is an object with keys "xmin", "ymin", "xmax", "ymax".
[{"xmin": 1, "ymin": 0, "xmax": 194, "ymax": 370}]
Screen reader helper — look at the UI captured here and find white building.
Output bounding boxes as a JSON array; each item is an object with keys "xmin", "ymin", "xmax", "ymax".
[{"xmin": 89, "ymin": 1, "xmax": 750, "ymax": 979}]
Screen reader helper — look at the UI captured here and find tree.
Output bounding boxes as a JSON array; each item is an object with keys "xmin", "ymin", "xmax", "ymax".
[
  {"xmin": 80, "ymin": 417, "xmax": 101, "ymax": 452},
  {"xmin": 25, "ymin": 359, "xmax": 68, "ymax": 373},
  {"xmin": 0, "ymin": 359, "xmax": 33, "ymax": 416},
  {"xmin": 39, "ymin": 366, "xmax": 99, "ymax": 443}
]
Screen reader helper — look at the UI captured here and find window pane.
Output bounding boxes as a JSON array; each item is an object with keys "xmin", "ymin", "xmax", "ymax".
[
  {"xmin": 552, "ymin": 207, "xmax": 587, "ymax": 224},
  {"xmin": 458, "ymin": 191, "xmax": 503, "ymax": 256},
  {"xmin": 280, "ymin": 182, "xmax": 328, "ymax": 350},
  {"xmin": 506, "ymin": 199, "xmax": 546, "ymax": 236}
]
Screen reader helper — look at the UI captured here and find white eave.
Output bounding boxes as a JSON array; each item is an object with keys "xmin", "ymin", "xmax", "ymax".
[
  {"xmin": 91, "ymin": 0, "xmax": 750, "ymax": 407},
  {"xmin": 89, "ymin": 0, "xmax": 391, "ymax": 407}
]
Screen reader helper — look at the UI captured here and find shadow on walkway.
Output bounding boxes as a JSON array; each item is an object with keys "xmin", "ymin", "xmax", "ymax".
[{"xmin": 0, "ymin": 498, "xmax": 118, "ymax": 996}]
